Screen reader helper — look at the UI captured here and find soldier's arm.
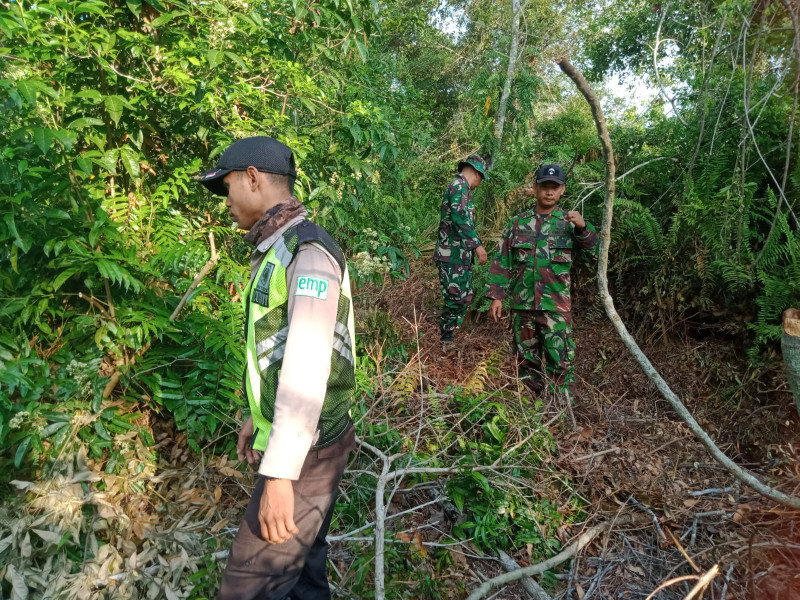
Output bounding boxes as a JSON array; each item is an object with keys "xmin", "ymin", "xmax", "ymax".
[
  {"xmin": 485, "ymin": 224, "xmax": 514, "ymax": 300},
  {"xmin": 449, "ymin": 185, "xmax": 482, "ymax": 249},
  {"xmin": 258, "ymin": 244, "xmax": 341, "ymax": 480},
  {"xmin": 573, "ymin": 220, "xmax": 598, "ymax": 251}
]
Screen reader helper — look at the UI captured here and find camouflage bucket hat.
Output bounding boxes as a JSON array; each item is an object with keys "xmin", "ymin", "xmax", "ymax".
[{"xmin": 458, "ymin": 154, "xmax": 488, "ymax": 180}]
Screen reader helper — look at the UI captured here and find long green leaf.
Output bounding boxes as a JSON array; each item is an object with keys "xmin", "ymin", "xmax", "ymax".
[
  {"xmin": 120, "ymin": 146, "xmax": 141, "ymax": 180},
  {"xmin": 104, "ymin": 95, "xmax": 125, "ymax": 126},
  {"xmin": 14, "ymin": 436, "xmax": 32, "ymax": 468}
]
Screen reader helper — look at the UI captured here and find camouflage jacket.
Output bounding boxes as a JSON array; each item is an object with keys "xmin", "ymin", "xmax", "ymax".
[
  {"xmin": 485, "ymin": 207, "xmax": 598, "ymax": 313},
  {"xmin": 433, "ymin": 174, "xmax": 481, "ymax": 265}
]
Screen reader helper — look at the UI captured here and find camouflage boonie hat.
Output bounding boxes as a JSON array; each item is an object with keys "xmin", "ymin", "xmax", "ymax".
[{"xmin": 458, "ymin": 154, "xmax": 489, "ymax": 180}]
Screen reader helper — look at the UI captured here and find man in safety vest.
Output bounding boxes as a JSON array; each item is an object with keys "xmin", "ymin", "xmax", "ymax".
[{"xmin": 198, "ymin": 136, "xmax": 356, "ymax": 600}]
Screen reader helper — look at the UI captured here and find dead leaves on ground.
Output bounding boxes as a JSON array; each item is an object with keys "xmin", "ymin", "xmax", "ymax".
[{"xmin": 1, "ymin": 442, "xmax": 251, "ymax": 599}]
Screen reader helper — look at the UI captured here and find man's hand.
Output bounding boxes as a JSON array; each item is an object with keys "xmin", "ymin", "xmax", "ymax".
[
  {"xmin": 489, "ymin": 299, "xmax": 503, "ymax": 322},
  {"xmin": 476, "ymin": 245, "xmax": 488, "ymax": 266},
  {"xmin": 565, "ymin": 211, "xmax": 586, "ymax": 229},
  {"xmin": 259, "ymin": 478, "xmax": 299, "ymax": 544},
  {"xmin": 237, "ymin": 416, "xmax": 262, "ymax": 469}
]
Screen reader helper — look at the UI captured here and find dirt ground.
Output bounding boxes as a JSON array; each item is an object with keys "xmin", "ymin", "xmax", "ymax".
[{"xmin": 356, "ymin": 259, "xmax": 800, "ymax": 599}]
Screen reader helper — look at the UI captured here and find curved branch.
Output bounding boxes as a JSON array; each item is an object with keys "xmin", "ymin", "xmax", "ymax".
[{"xmin": 554, "ymin": 56, "xmax": 800, "ymax": 509}]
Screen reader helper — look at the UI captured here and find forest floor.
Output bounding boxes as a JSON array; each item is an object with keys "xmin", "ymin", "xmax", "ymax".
[
  {"xmin": 4, "ymin": 260, "xmax": 800, "ymax": 600},
  {"xmin": 344, "ymin": 259, "xmax": 800, "ymax": 599}
]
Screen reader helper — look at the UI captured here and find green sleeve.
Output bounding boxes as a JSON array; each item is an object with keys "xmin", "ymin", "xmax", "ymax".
[
  {"xmin": 449, "ymin": 187, "xmax": 481, "ymax": 250},
  {"xmin": 486, "ymin": 223, "xmax": 513, "ymax": 300}
]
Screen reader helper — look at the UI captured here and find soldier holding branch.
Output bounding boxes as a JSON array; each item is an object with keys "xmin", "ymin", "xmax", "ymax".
[{"xmin": 486, "ymin": 164, "xmax": 597, "ymax": 398}]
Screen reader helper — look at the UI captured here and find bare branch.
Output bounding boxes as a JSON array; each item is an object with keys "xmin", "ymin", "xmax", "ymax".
[
  {"xmin": 170, "ymin": 232, "xmax": 219, "ymax": 321},
  {"xmin": 652, "ymin": 3, "xmax": 690, "ymax": 127}
]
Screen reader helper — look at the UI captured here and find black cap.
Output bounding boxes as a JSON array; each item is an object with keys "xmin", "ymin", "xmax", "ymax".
[
  {"xmin": 197, "ymin": 136, "xmax": 297, "ymax": 196},
  {"xmin": 535, "ymin": 163, "xmax": 565, "ymax": 185}
]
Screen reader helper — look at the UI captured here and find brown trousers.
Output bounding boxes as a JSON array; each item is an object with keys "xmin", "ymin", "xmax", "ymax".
[{"xmin": 218, "ymin": 426, "xmax": 355, "ymax": 600}]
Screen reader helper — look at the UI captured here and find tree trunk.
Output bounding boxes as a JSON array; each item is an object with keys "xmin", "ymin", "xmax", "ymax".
[{"xmin": 490, "ymin": 0, "xmax": 524, "ymax": 169}]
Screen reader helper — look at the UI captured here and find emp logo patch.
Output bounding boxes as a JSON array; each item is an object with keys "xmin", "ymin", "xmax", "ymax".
[{"xmin": 296, "ymin": 276, "xmax": 329, "ymax": 300}]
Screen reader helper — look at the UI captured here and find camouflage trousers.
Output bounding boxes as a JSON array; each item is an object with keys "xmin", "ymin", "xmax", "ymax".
[
  {"xmin": 436, "ymin": 263, "xmax": 473, "ymax": 334},
  {"xmin": 512, "ymin": 310, "xmax": 576, "ymax": 398}
]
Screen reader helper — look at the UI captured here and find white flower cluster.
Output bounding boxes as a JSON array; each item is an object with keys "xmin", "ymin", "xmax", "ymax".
[
  {"xmin": 327, "ymin": 173, "xmax": 345, "ymax": 201},
  {"xmin": 67, "ymin": 359, "xmax": 94, "ymax": 398},
  {"xmin": 114, "ymin": 439, "xmax": 133, "ymax": 453},
  {"xmin": 362, "ymin": 228, "xmax": 381, "ymax": 250},
  {"xmin": 229, "ymin": 0, "xmax": 250, "ymax": 8},
  {"xmin": 9, "ymin": 411, "xmax": 29, "ymax": 430},
  {"xmin": 209, "ymin": 18, "xmax": 236, "ymax": 47},
  {"xmin": 4, "ymin": 64, "xmax": 31, "ymax": 81},
  {"xmin": 351, "ymin": 251, "xmax": 391, "ymax": 278}
]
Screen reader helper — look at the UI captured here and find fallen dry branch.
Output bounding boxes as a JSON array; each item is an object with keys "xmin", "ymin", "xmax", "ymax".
[
  {"xmin": 554, "ymin": 56, "xmax": 800, "ymax": 510},
  {"xmin": 465, "ymin": 518, "xmax": 622, "ymax": 600},
  {"xmin": 496, "ymin": 549, "xmax": 552, "ymax": 600}
]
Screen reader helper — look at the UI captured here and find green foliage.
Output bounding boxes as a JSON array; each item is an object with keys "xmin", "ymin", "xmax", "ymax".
[
  {"xmin": 444, "ymin": 390, "xmax": 569, "ymax": 555},
  {"xmin": 0, "ymin": 0, "xmax": 412, "ymax": 472}
]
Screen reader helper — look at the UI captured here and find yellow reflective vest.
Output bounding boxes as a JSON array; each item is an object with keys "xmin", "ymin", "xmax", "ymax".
[{"xmin": 243, "ymin": 220, "xmax": 356, "ymax": 452}]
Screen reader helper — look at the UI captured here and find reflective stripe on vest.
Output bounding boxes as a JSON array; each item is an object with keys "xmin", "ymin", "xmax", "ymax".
[{"xmin": 243, "ymin": 233, "xmax": 355, "ymax": 453}]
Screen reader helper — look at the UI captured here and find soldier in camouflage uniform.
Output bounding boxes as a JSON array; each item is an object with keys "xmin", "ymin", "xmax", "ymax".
[
  {"xmin": 486, "ymin": 164, "xmax": 598, "ymax": 397},
  {"xmin": 433, "ymin": 154, "xmax": 489, "ymax": 342}
]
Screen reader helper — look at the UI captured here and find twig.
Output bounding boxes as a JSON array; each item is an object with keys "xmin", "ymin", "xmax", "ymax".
[
  {"xmin": 644, "ymin": 575, "xmax": 701, "ymax": 600},
  {"xmin": 741, "ymin": 12, "xmax": 800, "ymax": 229},
  {"xmin": 689, "ymin": 486, "xmax": 734, "ymax": 497},
  {"xmin": 582, "ymin": 562, "xmax": 617, "ymax": 599},
  {"xmin": 574, "ymin": 157, "xmax": 675, "ymax": 207},
  {"xmin": 755, "ymin": 0, "xmax": 800, "ymax": 262},
  {"xmin": 666, "ymin": 527, "xmax": 700, "ymax": 573},
  {"xmin": 355, "ymin": 435, "xmax": 392, "ymax": 600},
  {"xmin": 555, "ymin": 55, "xmax": 800, "ymax": 509},
  {"xmin": 102, "ymin": 232, "xmax": 219, "ymax": 399},
  {"xmin": 628, "ymin": 494, "xmax": 666, "ymax": 542},
  {"xmin": 565, "ymin": 554, "xmax": 576, "ymax": 600},
  {"xmin": 103, "ymin": 279, "xmax": 116, "ymax": 322},
  {"xmin": 683, "ymin": 564, "xmax": 719, "ymax": 600},
  {"xmin": 688, "ymin": 13, "xmax": 729, "ymax": 178},
  {"xmin": 719, "ymin": 563, "xmax": 735, "ymax": 600},
  {"xmin": 685, "ymin": 511, "xmax": 731, "ymax": 548},
  {"xmin": 170, "ymin": 232, "xmax": 219, "ymax": 320},
  {"xmin": 571, "ymin": 447, "xmax": 619, "ymax": 462},
  {"xmin": 78, "ymin": 292, "xmax": 113, "ymax": 321},
  {"xmin": 326, "ymin": 497, "xmax": 442, "ymax": 542}
]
